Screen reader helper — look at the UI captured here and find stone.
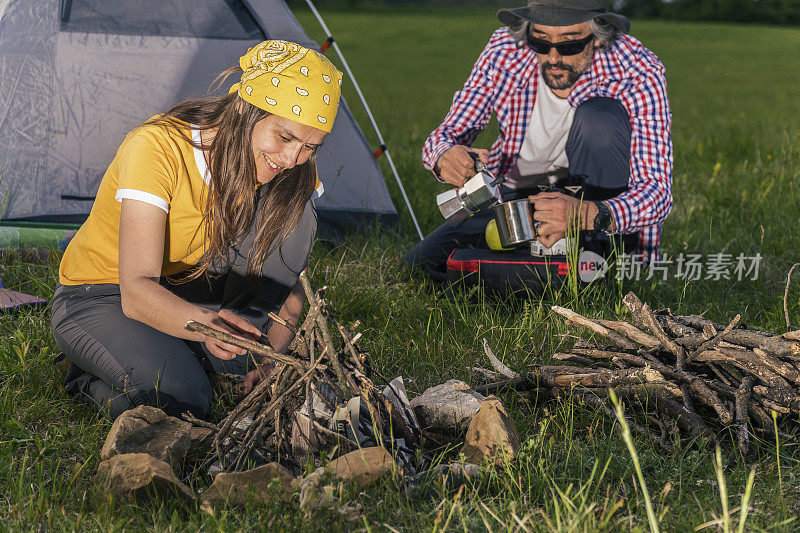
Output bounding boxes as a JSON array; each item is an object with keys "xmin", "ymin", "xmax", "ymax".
[
  {"xmin": 435, "ymin": 462, "xmax": 483, "ymax": 481},
  {"xmin": 190, "ymin": 426, "xmax": 213, "ymax": 445},
  {"xmin": 296, "ymin": 468, "xmax": 364, "ymax": 521},
  {"xmin": 185, "ymin": 426, "xmax": 214, "ymax": 462},
  {"xmin": 297, "ymin": 467, "xmax": 336, "ymax": 515},
  {"xmin": 201, "ymin": 462, "xmax": 294, "ymax": 507},
  {"xmin": 100, "ymin": 406, "xmax": 192, "ymax": 471},
  {"xmin": 461, "ymin": 396, "xmax": 520, "ymax": 465},
  {"xmin": 94, "ymin": 453, "xmax": 194, "ymax": 503},
  {"xmin": 410, "ymin": 380, "xmax": 484, "ymax": 433},
  {"xmin": 325, "ymin": 446, "xmax": 396, "ymax": 489}
]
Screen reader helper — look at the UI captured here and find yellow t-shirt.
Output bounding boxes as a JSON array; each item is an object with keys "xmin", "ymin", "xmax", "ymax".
[
  {"xmin": 60, "ymin": 120, "xmax": 324, "ymax": 286},
  {"xmin": 59, "ymin": 121, "xmax": 212, "ymax": 285}
]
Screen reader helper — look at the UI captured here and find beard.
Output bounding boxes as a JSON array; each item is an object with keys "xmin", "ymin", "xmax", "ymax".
[{"xmin": 540, "ymin": 61, "xmax": 584, "ymax": 91}]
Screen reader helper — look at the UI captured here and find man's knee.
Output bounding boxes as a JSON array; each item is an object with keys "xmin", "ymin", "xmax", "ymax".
[
  {"xmin": 567, "ymin": 97, "xmax": 632, "ymax": 194},
  {"xmin": 402, "ymin": 240, "xmax": 430, "ymax": 269},
  {"xmin": 570, "ymin": 97, "xmax": 631, "ymax": 151}
]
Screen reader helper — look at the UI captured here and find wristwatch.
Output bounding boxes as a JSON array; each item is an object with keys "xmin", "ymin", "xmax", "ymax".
[{"xmin": 592, "ymin": 201, "xmax": 613, "ymax": 232}]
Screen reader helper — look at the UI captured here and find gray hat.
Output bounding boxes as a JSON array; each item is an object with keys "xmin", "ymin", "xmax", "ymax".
[{"xmin": 497, "ymin": 0, "xmax": 630, "ymax": 34}]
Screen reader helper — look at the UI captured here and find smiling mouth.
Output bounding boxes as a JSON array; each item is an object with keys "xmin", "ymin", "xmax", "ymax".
[{"xmin": 263, "ymin": 154, "xmax": 283, "ymax": 172}]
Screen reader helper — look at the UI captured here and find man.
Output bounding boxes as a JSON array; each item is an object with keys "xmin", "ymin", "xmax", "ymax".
[{"xmin": 405, "ymin": 0, "xmax": 673, "ymax": 280}]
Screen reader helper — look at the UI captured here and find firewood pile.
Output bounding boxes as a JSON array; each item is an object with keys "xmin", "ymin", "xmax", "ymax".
[
  {"xmin": 183, "ymin": 272, "xmax": 421, "ymax": 476},
  {"xmin": 478, "ymin": 292, "xmax": 800, "ymax": 455}
]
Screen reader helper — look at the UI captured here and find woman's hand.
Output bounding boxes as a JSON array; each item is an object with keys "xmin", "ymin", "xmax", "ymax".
[
  {"xmin": 204, "ymin": 309, "xmax": 262, "ymax": 361},
  {"xmin": 242, "ymin": 357, "xmax": 275, "ymax": 393}
]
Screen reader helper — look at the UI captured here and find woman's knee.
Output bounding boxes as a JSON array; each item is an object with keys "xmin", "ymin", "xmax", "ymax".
[{"xmin": 129, "ymin": 370, "xmax": 212, "ymax": 419}]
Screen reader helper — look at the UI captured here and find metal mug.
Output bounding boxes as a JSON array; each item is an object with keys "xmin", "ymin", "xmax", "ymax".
[{"xmin": 492, "ymin": 199, "xmax": 538, "ymax": 248}]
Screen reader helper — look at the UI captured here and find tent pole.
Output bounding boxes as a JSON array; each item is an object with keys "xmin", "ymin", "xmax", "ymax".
[{"xmin": 302, "ymin": 0, "xmax": 424, "ymax": 241}]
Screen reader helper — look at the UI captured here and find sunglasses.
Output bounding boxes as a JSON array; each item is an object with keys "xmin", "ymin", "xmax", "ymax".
[{"xmin": 525, "ymin": 33, "xmax": 595, "ymax": 56}]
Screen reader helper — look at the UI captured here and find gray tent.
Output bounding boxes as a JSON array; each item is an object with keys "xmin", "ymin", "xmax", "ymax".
[{"xmin": 0, "ymin": 0, "xmax": 399, "ymax": 236}]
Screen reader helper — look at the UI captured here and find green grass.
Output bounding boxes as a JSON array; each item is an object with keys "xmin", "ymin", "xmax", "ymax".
[{"xmin": 3, "ymin": 6, "xmax": 800, "ymax": 531}]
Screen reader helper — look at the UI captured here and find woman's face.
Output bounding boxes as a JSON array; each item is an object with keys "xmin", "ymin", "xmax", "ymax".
[{"xmin": 251, "ymin": 114, "xmax": 327, "ymax": 184}]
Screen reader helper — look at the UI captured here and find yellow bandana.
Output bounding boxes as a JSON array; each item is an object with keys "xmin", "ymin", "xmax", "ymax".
[{"xmin": 231, "ymin": 40, "xmax": 343, "ymax": 133}]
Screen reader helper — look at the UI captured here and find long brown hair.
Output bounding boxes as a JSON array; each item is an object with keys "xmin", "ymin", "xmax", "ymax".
[{"xmin": 147, "ymin": 68, "xmax": 318, "ymax": 280}]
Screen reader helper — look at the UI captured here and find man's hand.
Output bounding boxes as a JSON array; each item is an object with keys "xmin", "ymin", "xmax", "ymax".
[
  {"xmin": 204, "ymin": 309, "xmax": 262, "ymax": 361},
  {"xmin": 530, "ymin": 192, "xmax": 598, "ymax": 248},
  {"xmin": 434, "ymin": 145, "xmax": 490, "ymax": 187}
]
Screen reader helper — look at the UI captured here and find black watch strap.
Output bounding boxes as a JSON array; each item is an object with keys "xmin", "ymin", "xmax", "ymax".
[{"xmin": 593, "ymin": 201, "xmax": 613, "ymax": 232}]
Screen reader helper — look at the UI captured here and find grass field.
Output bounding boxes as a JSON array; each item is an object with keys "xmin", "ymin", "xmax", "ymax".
[{"xmin": 3, "ymin": 5, "xmax": 800, "ymax": 531}]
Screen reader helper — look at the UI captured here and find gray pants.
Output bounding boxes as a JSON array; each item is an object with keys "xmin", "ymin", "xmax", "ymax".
[
  {"xmin": 404, "ymin": 97, "xmax": 632, "ymax": 279},
  {"xmin": 51, "ymin": 200, "xmax": 317, "ymax": 420}
]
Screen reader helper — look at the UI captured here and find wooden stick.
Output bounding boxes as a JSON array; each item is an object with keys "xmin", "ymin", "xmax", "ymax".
[
  {"xmin": 736, "ymin": 376, "xmax": 755, "ymax": 455},
  {"xmin": 623, "ymin": 293, "xmax": 687, "ymax": 369},
  {"xmin": 535, "ymin": 366, "xmax": 678, "ymax": 392},
  {"xmin": 656, "ymin": 314, "xmax": 701, "ymax": 337},
  {"xmin": 596, "ymin": 319, "xmax": 660, "ymax": 348},
  {"xmin": 551, "ymin": 306, "xmax": 637, "ymax": 350},
  {"xmin": 305, "ymin": 329, "xmax": 318, "ymax": 451},
  {"xmin": 474, "ymin": 377, "xmax": 529, "ymax": 395},
  {"xmin": 569, "ymin": 347, "xmax": 627, "ymax": 360},
  {"xmin": 274, "ymin": 406, "xmax": 283, "ymax": 459},
  {"xmin": 680, "ymin": 383, "xmax": 696, "ymax": 413},
  {"xmin": 299, "ymin": 272, "xmax": 352, "ymax": 397},
  {"xmin": 181, "ymin": 413, "xmax": 220, "ymax": 433},
  {"xmin": 256, "ymin": 363, "xmax": 323, "ymax": 424},
  {"xmin": 574, "ymin": 348, "xmax": 733, "ymax": 425},
  {"xmin": 784, "ymin": 263, "xmax": 799, "ymax": 331},
  {"xmin": 483, "ymin": 338, "xmax": 519, "ymax": 379},
  {"xmin": 222, "ymin": 366, "xmax": 298, "ymax": 470},
  {"xmin": 337, "ymin": 322, "xmax": 366, "ymax": 373},
  {"xmin": 604, "ymin": 384, "xmax": 716, "ymax": 444},
  {"xmin": 289, "ymin": 294, "xmax": 323, "ymax": 356},
  {"xmin": 309, "ymin": 418, "xmax": 359, "ymax": 451},
  {"xmin": 673, "ymin": 316, "xmax": 800, "ymax": 357},
  {"xmin": 472, "ymin": 366, "xmax": 503, "ymax": 383},
  {"xmin": 686, "ymin": 314, "xmax": 741, "ymax": 363},
  {"xmin": 552, "ymin": 353, "xmax": 599, "ymax": 366},
  {"xmin": 706, "ymin": 362, "xmax": 733, "ymax": 387},
  {"xmin": 213, "ymin": 363, "xmax": 283, "ymax": 452},
  {"xmin": 752, "ymin": 385, "xmax": 800, "ymax": 414},
  {"xmin": 185, "ymin": 321, "xmax": 311, "ymax": 370},
  {"xmin": 268, "ymin": 311, "xmax": 299, "ymax": 335},
  {"xmin": 783, "ymin": 330, "xmax": 800, "ymax": 341},
  {"xmin": 747, "ymin": 400, "xmax": 773, "ymax": 429},
  {"xmin": 232, "ymin": 416, "xmax": 269, "ymax": 471},
  {"xmin": 695, "ymin": 349, "xmax": 792, "ymax": 389},
  {"xmin": 567, "ymin": 386, "xmax": 712, "ymax": 447},
  {"xmin": 314, "ymin": 327, "xmax": 355, "ymax": 398}
]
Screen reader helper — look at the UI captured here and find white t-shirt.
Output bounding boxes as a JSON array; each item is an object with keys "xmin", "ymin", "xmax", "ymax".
[{"xmin": 507, "ymin": 72, "xmax": 575, "ymax": 189}]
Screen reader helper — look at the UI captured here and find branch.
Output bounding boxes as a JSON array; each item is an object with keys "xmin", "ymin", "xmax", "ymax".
[
  {"xmin": 483, "ymin": 338, "xmax": 519, "ymax": 379},
  {"xmin": 185, "ymin": 321, "xmax": 312, "ymax": 370}
]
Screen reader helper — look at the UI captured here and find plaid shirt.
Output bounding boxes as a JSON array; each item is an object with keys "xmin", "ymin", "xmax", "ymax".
[{"xmin": 422, "ymin": 28, "xmax": 673, "ymax": 260}]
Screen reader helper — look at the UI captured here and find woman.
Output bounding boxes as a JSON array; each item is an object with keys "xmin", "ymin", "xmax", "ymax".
[{"xmin": 51, "ymin": 40, "xmax": 343, "ymax": 420}]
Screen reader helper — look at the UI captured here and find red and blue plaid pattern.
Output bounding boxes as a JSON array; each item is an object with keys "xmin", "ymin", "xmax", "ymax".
[{"xmin": 422, "ymin": 28, "xmax": 673, "ymax": 260}]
